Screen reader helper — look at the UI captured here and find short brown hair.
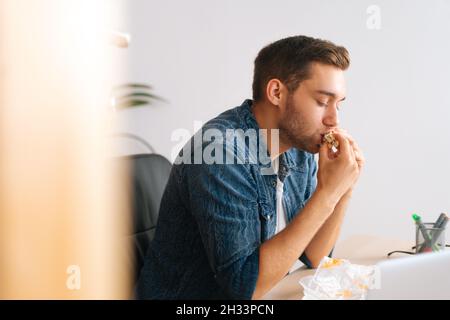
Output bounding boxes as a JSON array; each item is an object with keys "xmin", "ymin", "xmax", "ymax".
[{"xmin": 252, "ymin": 35, "xmax": 350, "ymax": 102}]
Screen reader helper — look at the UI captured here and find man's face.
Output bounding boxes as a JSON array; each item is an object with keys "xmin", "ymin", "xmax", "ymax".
[{"xmin": 278, "ymin": 62, "xmax": 347, "ymax": 154}]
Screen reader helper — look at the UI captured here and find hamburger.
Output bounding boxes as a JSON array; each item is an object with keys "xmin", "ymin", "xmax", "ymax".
[{"xmin": 322, "ymin": 132, "xmax": 339, "ymax": 153}]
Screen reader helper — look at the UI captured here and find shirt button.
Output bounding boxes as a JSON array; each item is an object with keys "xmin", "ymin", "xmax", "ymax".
[{"xmin": 271, "ymin": 180, "xmax": 277, "ymax": 187}]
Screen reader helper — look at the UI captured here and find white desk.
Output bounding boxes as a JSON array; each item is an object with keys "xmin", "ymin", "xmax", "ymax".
[{"xmin": 262, "ymin": 235, "xmax": 413, "ymax": 300}]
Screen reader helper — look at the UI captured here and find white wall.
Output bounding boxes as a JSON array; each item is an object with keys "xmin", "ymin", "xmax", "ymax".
[{"xmin": 111, "ymin": 0, "xmax": 450, "ymax": 244}]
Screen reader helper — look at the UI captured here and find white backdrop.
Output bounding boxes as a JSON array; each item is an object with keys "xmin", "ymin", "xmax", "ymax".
[{"xmin": 111, "ymin": 0, "xmax": 450, "ymax": 244}]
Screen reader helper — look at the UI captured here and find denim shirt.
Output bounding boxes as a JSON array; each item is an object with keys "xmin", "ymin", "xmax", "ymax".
[{"xmin": 136, "ymin": 99, "xmax": 318, "ymax": 300}]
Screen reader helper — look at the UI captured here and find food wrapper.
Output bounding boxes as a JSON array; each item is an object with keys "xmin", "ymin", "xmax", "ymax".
[{"xmin": 299, "ymin": 257, "xmax": 378, "ymax": 300}]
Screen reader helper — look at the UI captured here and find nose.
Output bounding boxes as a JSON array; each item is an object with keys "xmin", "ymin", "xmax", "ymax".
[{"xmin": 322, "ymin": 104, "xmax": 339, "ymax": 128}]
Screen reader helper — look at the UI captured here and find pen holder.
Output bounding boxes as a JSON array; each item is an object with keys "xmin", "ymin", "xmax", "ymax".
[{"xmin": 415, "ymin": 222, "xmax": 446, "ymax": 253}]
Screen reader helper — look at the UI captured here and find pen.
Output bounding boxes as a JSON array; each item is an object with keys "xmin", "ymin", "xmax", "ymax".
[
  {"xmin": 433, "ymin": 213, "xmax": 447, "ymax": 228},
  {"xmin": 412, "ymin": 213, "xmax": 434, "ymax": 252},
  {"xmin": 430, "ymin": 213, "xmax": 448, "ymax": 250}
]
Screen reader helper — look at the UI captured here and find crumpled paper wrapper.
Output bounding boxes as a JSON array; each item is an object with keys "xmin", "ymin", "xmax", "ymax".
[{"xmin": 299, "ymin": 257, "xmax": 378, "ymax": 300}]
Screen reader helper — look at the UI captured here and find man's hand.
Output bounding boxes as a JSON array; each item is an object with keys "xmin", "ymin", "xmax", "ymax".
[
  {"xmin": 334, "ymin": 128, "xmax": 365, "ymax": 170},
  {"xmin": 317, "ymin": 131, "xmax": 360, "ymax": 204},
  {"xmin": 333, "ymin": 128, "xmax": 365, "ymax": 197}
]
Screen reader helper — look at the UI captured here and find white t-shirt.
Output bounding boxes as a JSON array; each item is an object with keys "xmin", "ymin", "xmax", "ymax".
[{"xmin": 272, "ymin": 156, "xmax": 304, "ymax": 274}]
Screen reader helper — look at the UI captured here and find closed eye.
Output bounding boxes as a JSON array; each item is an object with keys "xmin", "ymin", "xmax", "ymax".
[{"xmin": 318, "ymin": 100, "xmax": 342, "ymax": 112}]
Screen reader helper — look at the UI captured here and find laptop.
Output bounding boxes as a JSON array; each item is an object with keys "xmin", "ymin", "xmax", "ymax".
[{"xmin": 367, "ymin": 250, "xmax": 450, "ymax": 299}]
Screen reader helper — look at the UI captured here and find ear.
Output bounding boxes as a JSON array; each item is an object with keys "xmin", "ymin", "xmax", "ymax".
[{"xmin": 265, "ymin": 79, "xmax": 285, "ymax": 106}]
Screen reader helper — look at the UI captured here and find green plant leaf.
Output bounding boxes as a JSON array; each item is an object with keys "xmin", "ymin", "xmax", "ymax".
[
  {"xmin": 116, "ymin": 92, "xmax": 165, "ymax": 102},
  {"xmin": 115, "ymin": 99, "xmax": 152, "ymax": 109},
  {"xmin": 112, "ymin": 83, "xmax": 153, "ymax": 91},
  {"xmin": 111, "ymin": 82, "xmax": 166, "ymax": 109}
]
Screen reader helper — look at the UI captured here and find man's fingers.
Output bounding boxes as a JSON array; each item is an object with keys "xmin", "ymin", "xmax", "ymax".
[
  {"xmin": 331, "ymin": 132, "xmax": 353, "ymax": 161},
  {"xmin": 322, "ymin": 130, "xmax": 364, "ymax": 168},
  {"xmin": 334, "ymin": 129, "xmax": 364, "ymax": 168},
  {"xmin": 347, "ymin": 138, "xmax": 356, "ymax": 163},
  {"xmin": 347, "ymin": 139, "xmax": 363, "ymax": 164},
  {"xmin": 348, "ymin": 140, "xmax": 364, "ymax": 168},
  {"xmin": 355, "ymin": 149, "xmax": 365, "ymax": 168}
]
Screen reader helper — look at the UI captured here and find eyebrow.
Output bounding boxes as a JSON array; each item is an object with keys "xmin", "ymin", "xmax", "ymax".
[{"xmin": 315, "ymin": 90, "xmax": 346, "ymax": 101}]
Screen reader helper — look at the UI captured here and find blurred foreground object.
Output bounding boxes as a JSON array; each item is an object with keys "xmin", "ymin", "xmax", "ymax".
[
  {"xmin": 109, "ymin": 31, "xmax": 131, "ymax": 48},
  {"xmin": 0, "ymin": 0, "xmax": 131, "ymax": 299}
]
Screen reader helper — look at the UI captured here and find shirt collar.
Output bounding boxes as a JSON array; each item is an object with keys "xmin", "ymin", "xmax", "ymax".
[{"xmin": 238, "ymin": 99, "xmax": 309, "ymax": 174}]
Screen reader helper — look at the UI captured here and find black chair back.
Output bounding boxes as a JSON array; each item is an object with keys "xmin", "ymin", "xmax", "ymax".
[{"xmin": 119, "ymin": 153, "xmax": 172, "ymax": 284}]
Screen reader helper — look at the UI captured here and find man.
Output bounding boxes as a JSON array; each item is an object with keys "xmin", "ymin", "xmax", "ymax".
[{"xmin": 136, "ymin": 35, "xmax": 364, "ymax": 300}]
